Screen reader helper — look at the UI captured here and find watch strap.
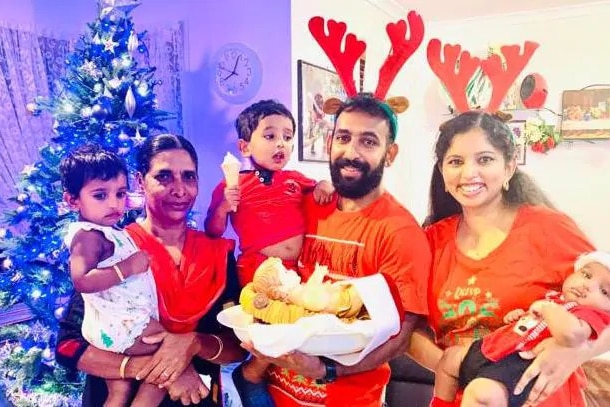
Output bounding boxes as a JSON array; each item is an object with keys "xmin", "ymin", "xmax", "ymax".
[{"xmin": 316, "ymin": 357, "xmax": 337, "ymax": 384}]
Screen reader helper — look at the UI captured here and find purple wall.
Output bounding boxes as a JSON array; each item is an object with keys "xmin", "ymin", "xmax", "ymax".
[{"xmin": 25, "ymin": 0, "xmax": 293, "ymax": 230}]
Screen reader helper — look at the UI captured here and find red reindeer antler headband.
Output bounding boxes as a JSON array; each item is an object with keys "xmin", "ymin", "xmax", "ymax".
[
  {"xmin": 309, "ymin": 11, "xmax": 425, "ymax": 115},
  {"xmin": 427, "ymin": 39, "xmax": 539, "ymax": 114}
]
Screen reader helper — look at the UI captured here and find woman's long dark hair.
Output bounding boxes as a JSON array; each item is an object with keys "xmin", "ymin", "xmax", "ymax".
[{"xmin": 424, "ymin": 112, "xmax": 554, "ymax": 226}]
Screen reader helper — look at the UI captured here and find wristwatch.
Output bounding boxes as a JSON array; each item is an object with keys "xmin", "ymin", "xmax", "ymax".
[{"xmin": 316, "ymin": 357, "xmax": 337, "ymax": 384}]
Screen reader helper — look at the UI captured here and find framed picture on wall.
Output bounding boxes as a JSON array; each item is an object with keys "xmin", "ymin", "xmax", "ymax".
[
  {"xmin": 296, "ymin": 60, "xmax": 347, "ymax": 163},
  {"xmin": 561, "ymin": 88, "xmax": 610, "ymax": 140},
  {"xmin": 508, "ymin": 120, "xmax": 527, "ymax": 165}
]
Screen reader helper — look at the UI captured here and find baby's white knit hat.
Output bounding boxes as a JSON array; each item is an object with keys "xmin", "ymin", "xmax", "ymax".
[{"xmin": 574, "ymin": 251, "xmax": 610, "ymax": 272}]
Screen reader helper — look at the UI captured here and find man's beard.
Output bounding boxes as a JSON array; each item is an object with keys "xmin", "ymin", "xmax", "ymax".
[{"xmin": 330, "ymin": 157, "xmax": 385, "ymax": 199}]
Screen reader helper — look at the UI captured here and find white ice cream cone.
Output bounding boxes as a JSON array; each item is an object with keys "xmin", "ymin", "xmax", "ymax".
[{"xmin": 221, "ymin": 152, "xmax": 241, "ymax": 211}]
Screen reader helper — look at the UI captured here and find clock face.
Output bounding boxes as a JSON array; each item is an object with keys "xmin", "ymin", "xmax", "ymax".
[{"xmin": 213, "ymin": 43, "xmax": 263, "ymax": 104}]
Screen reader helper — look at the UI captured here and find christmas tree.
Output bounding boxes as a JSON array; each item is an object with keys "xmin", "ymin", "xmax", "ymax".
[{"xmin": 0, "ymin": 1, "xmax": 175, "ymax": 404}]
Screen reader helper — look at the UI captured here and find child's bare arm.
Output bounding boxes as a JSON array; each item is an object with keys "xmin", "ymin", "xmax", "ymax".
[
  {"xmin": 532, "ymin": 300, "xmax": 592, "ymax": 347},
  {"xmin": 70, "ymin": 230, "xmax": 118, "ymax": 293},
  {"xmin": 204, "ymin": 185, "xmax": 238, "ymax": 237},
  {"xmin": 124, "ymin": 319, "xmax": 165, "ymax": 356},
  {"xmin": 70, "ymin": 230, "xmax": 148, "ymax": 293}
]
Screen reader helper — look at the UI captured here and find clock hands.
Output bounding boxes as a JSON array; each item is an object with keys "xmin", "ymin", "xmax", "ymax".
[
  {"xmin": 214, "ymin": 44, "xmax": 261, "ymax": 102},
  {"xmin": 219, "ymin": 67, "xmax": 237, "ymax": 80},
  {"xmin": 223, "ymin": 71, "xmax": 237, "ymax": 81},
  {"xmin": 232, "ymin": 55, "xmax": 241, "ymax": 73},
  {"xmin": 220, "ymin": 55, "xmax": 242, "ymax": 81}
]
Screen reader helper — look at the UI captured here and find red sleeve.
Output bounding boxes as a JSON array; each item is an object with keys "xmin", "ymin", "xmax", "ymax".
[
  {"xmin": 538, "ymin": 208, "xmax": 595, "ymax": 281},
  {"xmin": 424, "ymin": 216, "xmax": 456, "ymax": 261},
  {"xmin": 378, "ymin": 223, "xmax": 432, "ymax": 316},
  {"xmin": 205, "ymin": 180, "xmax": 226, "ymax": 219},
  {"xmin": 288, "ymin": 170, "xmax": 317, "ymax": 193},
  {"xmin": 571, "ymin": 305, "xmax": 610, "ymax": 339},
  {"xmin": 424, "ymin": 217, "xmax": 458, "ymax": 313},
  {"xmin": 379, "ymin": 273, "xmax": 405, "ymax": 319},
  {"xmin": 302, "ymin": 189, "xmax": 337, "ymax": 226}
]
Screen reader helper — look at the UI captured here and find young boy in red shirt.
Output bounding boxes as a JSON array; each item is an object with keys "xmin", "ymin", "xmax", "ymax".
[
  {"xmin": 432, "ymin": 251, "xmax": 610, "ymax": 407},
  {"xmin": 205, "ymin": 99, "xmax": 333, "ymax": 287}
]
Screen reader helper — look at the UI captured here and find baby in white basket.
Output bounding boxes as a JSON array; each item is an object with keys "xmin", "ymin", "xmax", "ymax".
[
  {"xmin": 229, "ymin": 258, "xmax": 401, "ymax": 407},
  {"xmin": 240, "ymin": 257, "xmax": 365, "ymax": 324},
  {"xmin": 60, "ymin": 145, "xmax": 177, "ymax": 407}
]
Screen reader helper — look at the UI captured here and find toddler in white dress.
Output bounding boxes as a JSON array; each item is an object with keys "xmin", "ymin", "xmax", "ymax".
[{"xmin": 60, "ymin": 144, "xmax": 167, "ymax": 407}]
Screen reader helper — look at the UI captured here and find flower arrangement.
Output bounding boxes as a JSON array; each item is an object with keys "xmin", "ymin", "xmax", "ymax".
[{"xmin": 523, "ymin": 117, "xmax": 561, "ymax": 153}]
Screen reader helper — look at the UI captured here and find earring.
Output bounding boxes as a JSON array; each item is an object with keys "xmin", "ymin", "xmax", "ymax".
[{"xmin": 503, "ymin": 179, "xmax": 510, "ymax": 191}]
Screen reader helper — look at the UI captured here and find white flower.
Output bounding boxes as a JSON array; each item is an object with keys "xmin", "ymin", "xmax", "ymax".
[{"xmin": 525, "ymin": 127, "xmax": 543, "ymax": 143}]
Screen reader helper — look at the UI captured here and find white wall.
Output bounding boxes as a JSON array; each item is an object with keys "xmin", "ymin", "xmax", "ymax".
[{"xmin": 292, "ymin": 0, "xmax": 610, "ymax": 250}]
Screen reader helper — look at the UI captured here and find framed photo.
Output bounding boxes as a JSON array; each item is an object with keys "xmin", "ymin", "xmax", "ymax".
[
  {"xmin": 508, "ymin": 120, "xmax": 527, "ymax": 165},
  {"xmin": 296, "ymin": 60, "xmax": 347, "ymax": 162},
  {"xmin": 561, "ymin": 88, "xmax": 610, "ymax": 140}
]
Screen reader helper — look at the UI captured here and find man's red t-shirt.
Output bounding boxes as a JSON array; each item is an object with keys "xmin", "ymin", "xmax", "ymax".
[{"xmin": 267, "ymin": 192, "xmax": 432, "ymax": 407}]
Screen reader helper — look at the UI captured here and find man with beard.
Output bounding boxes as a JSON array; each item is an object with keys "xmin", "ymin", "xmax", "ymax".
[{"xmin": 233, "ymin": 94, "xmax": 432, "ymax": 407}]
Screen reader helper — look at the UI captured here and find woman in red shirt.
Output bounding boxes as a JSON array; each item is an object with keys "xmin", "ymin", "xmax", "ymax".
[{"xmin": 410, "ymin": 111, "xmax": 595, "ymax": 407}]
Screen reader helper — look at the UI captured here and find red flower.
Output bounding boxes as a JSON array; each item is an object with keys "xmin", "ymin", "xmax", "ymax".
[{"xmin": 531, "ymin": 141, "xmax": 547, "ymax": 153}]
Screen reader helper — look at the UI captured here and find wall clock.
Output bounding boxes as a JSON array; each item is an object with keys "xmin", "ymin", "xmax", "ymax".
[{"xmin": 212, "ymin": 42, "xmax": 263, "ymax": 104}]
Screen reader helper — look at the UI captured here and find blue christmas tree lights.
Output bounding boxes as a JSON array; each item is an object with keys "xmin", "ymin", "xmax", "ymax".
[{"xmin": 0, "ymin": 1, "xmax": 174, "ymax": 404}]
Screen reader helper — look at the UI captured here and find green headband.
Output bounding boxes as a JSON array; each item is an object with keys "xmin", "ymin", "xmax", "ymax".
[
  {"xmin": 378, "ymin": 101, "xmax": 398, "ymax": 142},
  {"xmin": 338, "ymin": 94, "xmax": 400, "ymax": 142}
]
